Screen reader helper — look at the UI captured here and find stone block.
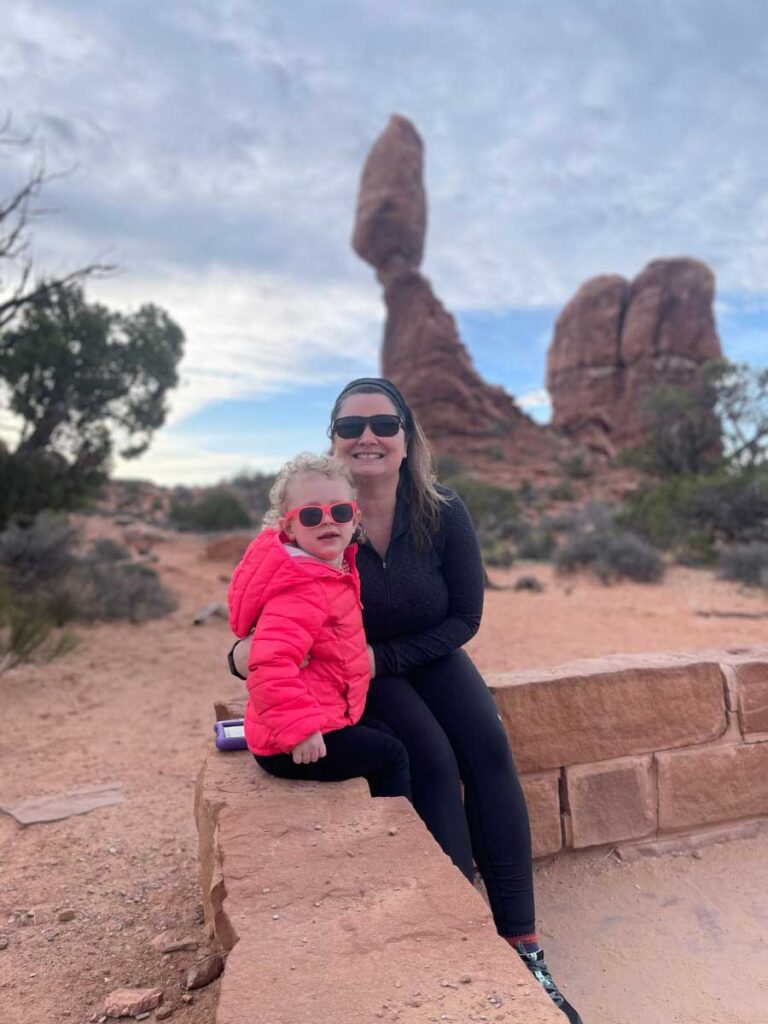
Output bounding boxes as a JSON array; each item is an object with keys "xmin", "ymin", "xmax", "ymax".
[
  {"xmin": 195, "ymin": 749, "xmax": 563, "ymax": 1024},
  {"xmin": 657, "ymin": 741, "xmax": 768, "ymax": 831},
  {"xmin": 520, "ymin": 771, "xmax": 562, "ymax": 858},
  {"xmin": 733, "ymin": 660, "xmax": 768, "ymax": 737},
  {"xmin": 565, "ymin": 755, "xmax": 656, "ymax": 849},
  {"xmin": 490, "ymin": 654, "xmax": 727, "ymax": 772}
]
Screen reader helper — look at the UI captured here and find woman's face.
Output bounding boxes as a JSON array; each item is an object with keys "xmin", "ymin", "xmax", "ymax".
[{"xmin": 331, "ymin": 392, "xmax": 407, "ymax": 484}]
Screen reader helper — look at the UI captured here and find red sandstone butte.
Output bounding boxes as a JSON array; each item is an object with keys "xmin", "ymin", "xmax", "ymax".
[
  {"xmin": 351, "ymin": 114, "xmax": 584, "ymax": 480},
  {"xmin": 488, "ymin": 654, "xmax": 728, "ymax": 773},
  {"xmin": 564, "ymin": 755, "xmax": 656, "ymax": 849},
  {"xmin": 352, "ymin": 114, "xmax": 426, "ymax": 274},
  {"xmin": 547, "ymin": 257, "xmax": 722, "ymax": 453},
  {"xmin": 657, "ymin": 741, "xmax": 768, "ymax": 831},
  {"xmin": 195, "ymin": 748, "xmax": 562, "ymax": 1024}
]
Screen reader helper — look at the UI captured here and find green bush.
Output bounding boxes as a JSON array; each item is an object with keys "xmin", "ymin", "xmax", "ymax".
[
  {"xmin": 718, "ymin": 543, "xmax": 768, "ymax": 588},
  {"xmin": 170, "ymin": 490, "xmax": 251, "ymax": 532},
  {"xmin": 554, "ymin": 504, "xmax": 664, "ymax": 583},
  {"xmin": 619, "ymin": 467, "xmax": 768, "ymax": 559},
  {"xmin": 547, "ymin": 480, "xmax": 577, "ymax": 502},
  {"xmin": 481, "ymin": 540, "xmax": 516, "ymax": 568},
  {"xmin": 558, "ymin": 454, "xmax": 592, "ymax": 480}
]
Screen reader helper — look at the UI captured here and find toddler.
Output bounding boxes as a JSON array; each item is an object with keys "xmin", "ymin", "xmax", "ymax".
[{"xmin": 228, "ymin": 452, "xmax": 411, "ymax": 798}]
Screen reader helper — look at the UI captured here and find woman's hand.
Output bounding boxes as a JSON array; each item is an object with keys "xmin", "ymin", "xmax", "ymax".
[
  {"xmin": 366, "ymin": 644, "xmax": 376, "ymax": 677},
  {"xmin": 291, "ymin": 731, "xmax": 327, "ymax": 765}
]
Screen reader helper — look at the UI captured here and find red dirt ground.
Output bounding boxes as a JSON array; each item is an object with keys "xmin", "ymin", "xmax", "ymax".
[{"xmin": 1, "ymin": 520, "xmax": 766, "ymax": 1024}]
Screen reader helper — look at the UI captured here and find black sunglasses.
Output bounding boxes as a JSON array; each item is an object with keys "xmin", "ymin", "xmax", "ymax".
[
  {"xmin": 331, "ymin": 414, "xmax": 403, "ymax": 439},
  {"xmin": 284, "ymin": 501, "xmax": 357, "ymax": 528}
]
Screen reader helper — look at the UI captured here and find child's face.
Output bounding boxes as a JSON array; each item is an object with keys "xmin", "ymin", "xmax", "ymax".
[{"xmin": 279, "ymin": 472, "xmax": 359, "ymax": 565}]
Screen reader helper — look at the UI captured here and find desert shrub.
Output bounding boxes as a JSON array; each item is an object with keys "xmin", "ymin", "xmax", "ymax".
[
  {"xmin": 483, "ymin": 444, "xmax": 505, "ymax": 462},
  {"xmin": 170, "ymin": 490, "xmax": 251, "ymax": 532},
  {"xmin": 718, "ymin": 543, "xmax": 768, "ymax": 588},
  {"xmin": 619, "ymin": 467, "xmax": 768, "ymax": 559},
  {"xmin": 517, "ymin": 480, "xmax": 537, "ymax": 504},
  {"xmin": 515, "ymin": 522, "xmax": 556, "ymax": 560},
  {"xmin": 436, "ymin": 462, "xmax": 521, "ymax": 540},
  {"xmin": 0, "ymin": 513, "xmax": 78, "ymax": 591},
  {"xmin": 481, "ymin": 540, "xmax": 516, "ymax": 568},
  {"xmin": 87, "ymin": 538, "xmax": 131, "ymax": 563},
  {"xmin": 558, "ymin": 454, "xmax": 592, "ymax": 480},
  {"xmin": 547, "ymin": 480, "xmax": 577, "ymax": 502},
  {"xmin": 0, "ymin": 514, "xmax": 176, "ymax": 669},
  {"xmin": 554, "ymin": 504, "xmax": 664, "ymax": 583},
  {"xmin": 72, "ymin": 562, "xmax": 177, "ymax": 623}
]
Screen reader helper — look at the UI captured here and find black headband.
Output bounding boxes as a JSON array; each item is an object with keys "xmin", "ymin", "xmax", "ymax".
[{"xmin": 333, "ymin": 377, "xmax": 414, "ymax": 430}]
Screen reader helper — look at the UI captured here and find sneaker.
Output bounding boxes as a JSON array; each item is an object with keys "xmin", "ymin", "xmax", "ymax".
[{"xmin": 514, "ymin": 943, "xmax": 584, "ymax": 1023}]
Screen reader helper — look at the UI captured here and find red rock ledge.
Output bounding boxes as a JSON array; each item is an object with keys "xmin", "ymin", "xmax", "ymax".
[{"xmin": 195, "ymin": 748, "xmax": 562, "ymax": 1024}]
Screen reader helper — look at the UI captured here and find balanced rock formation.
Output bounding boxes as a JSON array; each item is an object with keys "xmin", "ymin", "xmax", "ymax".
[
  {"xmin": 352, "ymin": 115, "xmax": 551, "ymax": 456},
  {"xmin": 547, "ymin": 259, "xmax": 723, "ymax": 454}
]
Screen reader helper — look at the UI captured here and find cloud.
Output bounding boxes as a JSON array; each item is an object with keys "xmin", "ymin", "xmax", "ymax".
[
  {"xmin": 87, "ymin": 264, "xmax": 384, "ymax": 424},
  {"xmin": 3, "ymin": 0, "xmax": 768, "ymax": 486}
]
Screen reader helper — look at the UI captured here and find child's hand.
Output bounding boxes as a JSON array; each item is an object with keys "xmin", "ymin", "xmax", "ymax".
[{"xmin": 291, "ymin": 731, "xmax": 327, "ymax": 764}]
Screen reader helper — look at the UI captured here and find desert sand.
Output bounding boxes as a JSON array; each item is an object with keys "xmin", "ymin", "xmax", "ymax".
[{"xmin": 1, "ymin": 521, "xmax": 766, "ymax": 1024}]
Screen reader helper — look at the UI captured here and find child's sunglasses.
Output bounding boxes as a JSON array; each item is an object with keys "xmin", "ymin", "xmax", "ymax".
[
  {"xmin": 331, "ymin": 414, "xmax": 403, "ymax": 439},
  {"xmin": 284, "ymin": 501, "xmax": 358, "ymax": 528}
]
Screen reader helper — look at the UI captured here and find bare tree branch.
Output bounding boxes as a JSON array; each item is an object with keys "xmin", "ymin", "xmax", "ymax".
[{"xmin": 0, "ymin": 120, "xmax": 115, "ymax": 339}]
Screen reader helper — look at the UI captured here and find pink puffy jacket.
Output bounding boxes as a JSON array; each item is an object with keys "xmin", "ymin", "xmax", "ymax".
[{"xmin": 228, "ymin": 529, "xmax": 370, "ymax": 756}]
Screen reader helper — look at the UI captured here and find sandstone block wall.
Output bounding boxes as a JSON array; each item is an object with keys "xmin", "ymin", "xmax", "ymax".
[
  {"xmin": 489, "ymin": 647, "xmax": 768, "ymax": 858},
  {"xmin": 195, "ymin": 748, "xmax": 563, "ymax": 1024}
]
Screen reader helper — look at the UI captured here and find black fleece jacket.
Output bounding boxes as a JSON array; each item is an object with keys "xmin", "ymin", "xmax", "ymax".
[{"xmin": 358, "ymin": 486, "xmax": 484, "ymax": 678}]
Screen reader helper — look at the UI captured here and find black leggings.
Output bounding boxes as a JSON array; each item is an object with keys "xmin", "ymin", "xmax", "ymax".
[
  {"xmin": 254, "ymin": 717, "xmax": 412, "ymax": 800},
  {"xmin": 365, "ymin": 649, "xmax": 535, "ymax": 937}
]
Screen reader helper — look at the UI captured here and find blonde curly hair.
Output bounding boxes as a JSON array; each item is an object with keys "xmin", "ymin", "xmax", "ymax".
[{"xmin": 263, "ymin": 452, "xmax": 356, "ymax": 528}]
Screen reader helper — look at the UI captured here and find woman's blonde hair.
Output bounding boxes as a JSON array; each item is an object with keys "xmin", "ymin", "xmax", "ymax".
[
  {"xmin": 263, "ymin": 452, "xmax": 356, "ymax": 528},
  {"xmin": 328, "ymin": 380, "xmax": 448, "ymax": 550}
]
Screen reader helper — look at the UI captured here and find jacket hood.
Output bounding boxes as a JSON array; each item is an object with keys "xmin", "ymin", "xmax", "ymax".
[{"xmin": 228, "ymin": 529, "xmax": 358, "ymax": 638}]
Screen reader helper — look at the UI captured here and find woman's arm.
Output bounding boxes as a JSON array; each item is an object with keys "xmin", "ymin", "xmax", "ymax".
[{"xmin": 368, "ymin": 494, "xmax": 484, "ymax": 677}]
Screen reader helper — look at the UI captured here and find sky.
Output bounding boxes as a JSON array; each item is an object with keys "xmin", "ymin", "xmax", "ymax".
[{"xmin": 1, "ymin": 0, "xmax": 767, "ymax": 485}]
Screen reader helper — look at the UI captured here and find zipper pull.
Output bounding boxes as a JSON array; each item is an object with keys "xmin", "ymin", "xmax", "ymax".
[{"xmin": 382, "ymin": 560, "xmax": 387, "ymax": 570}]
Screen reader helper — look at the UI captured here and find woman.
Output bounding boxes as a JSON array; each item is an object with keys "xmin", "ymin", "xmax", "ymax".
[{"xmin": 231, "ymin": 377, "xmax": 583, "ymax": 1023}]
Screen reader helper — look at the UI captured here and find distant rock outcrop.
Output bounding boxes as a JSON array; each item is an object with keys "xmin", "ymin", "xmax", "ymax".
[
  {"xmin": 352, "ymin": 115, "xmax": 549, "ymax": 453},
  {"xmin": 546, "ymin": 259, "xmax": 723, "ymax": 455}
]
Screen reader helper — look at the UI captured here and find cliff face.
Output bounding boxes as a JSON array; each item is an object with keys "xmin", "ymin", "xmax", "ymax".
[{"xmin": 546, "ymin": 259, "xmax": 723, "ymax": 454}]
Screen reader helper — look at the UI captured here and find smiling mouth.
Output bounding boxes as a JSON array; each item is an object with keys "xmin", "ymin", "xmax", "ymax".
[{"xmin": 353, "ymin": 452, "xmax": 384, "ymax": 459}]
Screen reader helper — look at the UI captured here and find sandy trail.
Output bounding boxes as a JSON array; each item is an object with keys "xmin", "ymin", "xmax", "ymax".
[{"xmin": 1, "ymin": 525, "xmax": 766, "ymax": 1023}]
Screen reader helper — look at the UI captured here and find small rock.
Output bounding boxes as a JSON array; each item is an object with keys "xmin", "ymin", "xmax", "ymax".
[
  {"xmin": 103, "ymin": 988, "xmax": 163, "ymax": 1017},
  {"xmin": 155, "ymin": 1008, "xmax": 173, "ymax": 1021},
  {"xmin": 180, "ymin": 994, "xmax": 193, "ymax": 1005},
  {"xmin": 19, "ymin": 911, "xmax": 35, "ymax": 927},
  {"xmin": 514, "ymin": 574, "xmax": 544, "ymax": 593},
  {"xmin": 313, "ymin": 824, "xmax": 323, "ymax": 831},
  {"xmin": 58, "ymin": 908, "xmax": 76, "ymax": 923},
  {"xmin": 692, "ymin": 849, "xmax": 703, "ymax": 860},
  {"xmin": 388, "ymin": 827, "xmax": 399, "ymax": 836},
  {"xmin": 272, "ymin": 914, "xmax": 279, "ymax": 921},
  {"xmin": 135, "ymin": 1014, "xmax": 151, "ymax": 1021},
  {"xmin": 261, "ymin": 887, "xmax": 271, "ymax": 895},
  {"xmin": 185, "ymin": 953, "xmax": 224, "ymax": 990},
  {"xmin": 0, "ymin": 936, "xmax": 9, "ymax": 950},
  {"xmin": 459, "ymin": 975, "xmax": 472, "ymax": 984}
]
